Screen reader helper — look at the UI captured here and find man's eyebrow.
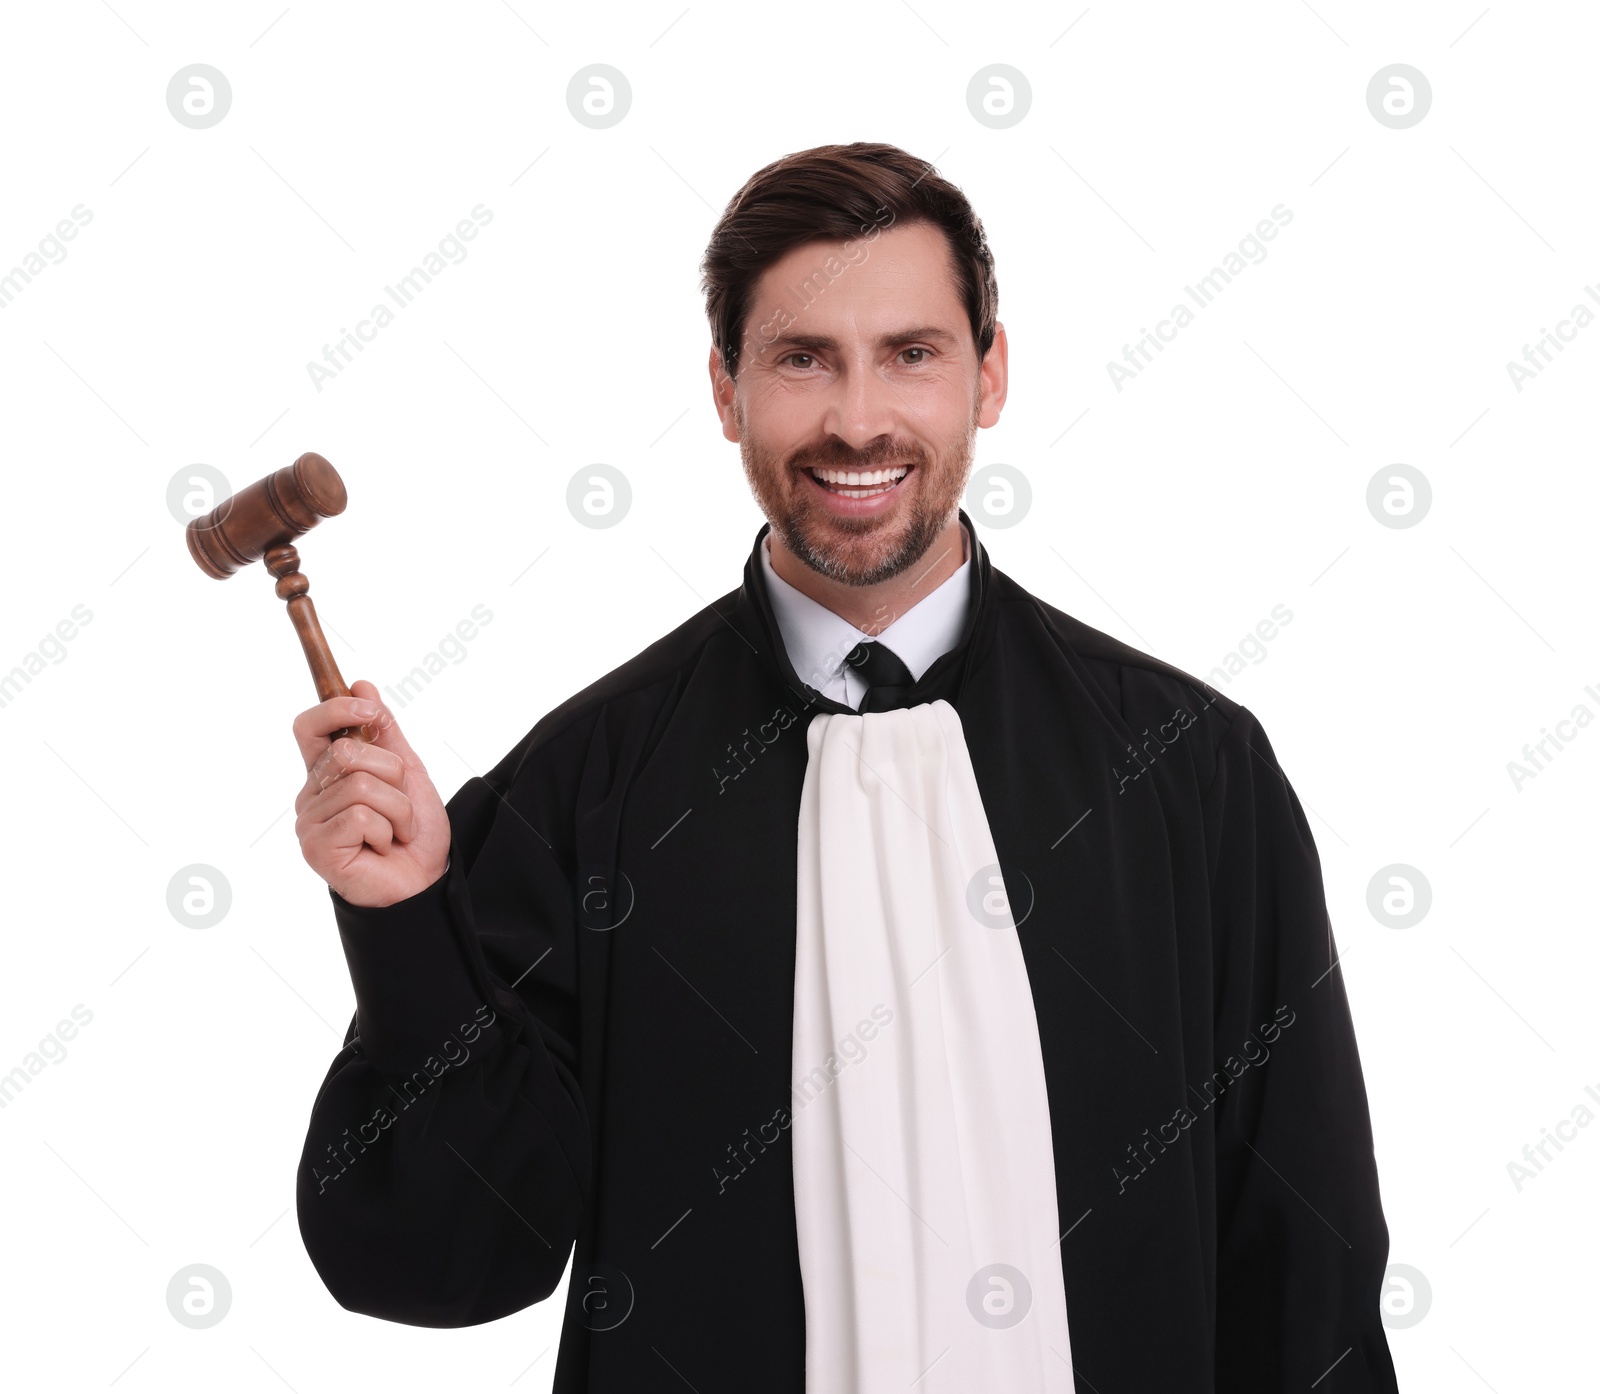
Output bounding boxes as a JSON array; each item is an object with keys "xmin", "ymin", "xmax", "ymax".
[{"xmin": 760, "ymin": 325, "xmax": 961, "ymax": 354}]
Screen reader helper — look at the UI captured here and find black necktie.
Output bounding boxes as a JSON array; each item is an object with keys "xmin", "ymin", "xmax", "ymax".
[{"xmin": 843, "ymin": 639, "xmax": 915, "ymax": 713}]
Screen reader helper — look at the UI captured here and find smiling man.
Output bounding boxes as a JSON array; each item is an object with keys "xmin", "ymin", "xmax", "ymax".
[{"xmin": 292, "ymin": 143, "xmax": 1400, "ymax": 1393}]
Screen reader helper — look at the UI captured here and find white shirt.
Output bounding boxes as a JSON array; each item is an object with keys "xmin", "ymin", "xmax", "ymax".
[{"xmin": 760, "ymin": 522, "xmax": 972, "ymax": 709}]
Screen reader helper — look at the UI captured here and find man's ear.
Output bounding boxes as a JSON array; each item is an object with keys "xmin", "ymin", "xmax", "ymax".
[
  {"xmin": 708, "ymin": 345, "xmax": 740, "ymax": 443},
  {"xmin": 977, "ymin": 321, "xmax": 1009, "ymax": 429}
]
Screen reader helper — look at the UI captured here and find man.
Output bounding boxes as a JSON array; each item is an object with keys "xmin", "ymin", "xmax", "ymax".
[{"xmin": 292, "ymin": 143, "xmax": 1400, "ymax": 1392}]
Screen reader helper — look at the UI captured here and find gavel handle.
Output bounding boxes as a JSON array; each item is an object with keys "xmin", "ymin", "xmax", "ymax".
[{"xmin": 284, "ymin": 589, "xmax": 374, "ymax": 746}]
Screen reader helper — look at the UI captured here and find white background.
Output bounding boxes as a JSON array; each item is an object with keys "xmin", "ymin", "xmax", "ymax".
[{"xmin": 1, "ymin": 1, "xmax": 1595, "ymax": 1389}]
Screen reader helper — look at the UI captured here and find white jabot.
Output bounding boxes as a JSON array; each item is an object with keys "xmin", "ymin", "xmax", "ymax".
[
  {"xmin": 790, "ymin": 700, "xmax": 1076, "ymax": 1392},
  {"xmin": 761, "ymin": 523, "xmax": 971, "ymax": 709}
]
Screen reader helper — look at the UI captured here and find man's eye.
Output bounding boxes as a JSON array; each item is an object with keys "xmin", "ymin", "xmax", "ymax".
[
  {"xmin": 901, "ymin": 347, "xmax": 930, "ymax": 364},
  {"xmin": 782, "ymin": 353, "xmax": 814, "ymax": 369}
]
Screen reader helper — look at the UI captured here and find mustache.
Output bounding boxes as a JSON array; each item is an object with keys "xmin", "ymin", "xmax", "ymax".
[{"xmin": 787, "ymin": 439, "xmax": 928, "ymax": 472}]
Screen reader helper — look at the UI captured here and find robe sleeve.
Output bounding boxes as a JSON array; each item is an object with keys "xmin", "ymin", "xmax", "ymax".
[
  {"xmin": 1204, "ymin": 707, "xmax": 1400, "ymax": 1391},
  {"xmin": 295, "ymin": 758, "xmax": 590, "ymax": 1328}
]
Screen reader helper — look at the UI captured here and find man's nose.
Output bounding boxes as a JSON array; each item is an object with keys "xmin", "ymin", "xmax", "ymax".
[{"xmin": 819, "ymin": 364, "xmax": 903, "ymax": 452}]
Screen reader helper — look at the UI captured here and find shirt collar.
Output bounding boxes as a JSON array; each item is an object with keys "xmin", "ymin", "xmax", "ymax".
[{"xmin": 759, "ymin": 521, "xmax": 973, "ymax": 693}]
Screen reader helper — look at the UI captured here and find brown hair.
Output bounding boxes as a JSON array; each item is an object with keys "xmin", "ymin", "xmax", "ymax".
[{"xmin": 700, "ymin": 142, "xmax": 998, "ymax": 382}]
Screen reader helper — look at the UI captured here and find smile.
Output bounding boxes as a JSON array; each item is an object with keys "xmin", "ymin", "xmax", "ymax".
[{"xmin": 806, "ymin": 465, "xmax": 911, "ymax": 499}]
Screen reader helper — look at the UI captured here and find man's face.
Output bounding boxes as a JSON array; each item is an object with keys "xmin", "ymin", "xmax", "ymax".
[{"xmin": 711, "ymin": 220, "xmax": 1006, "ymax": 587}]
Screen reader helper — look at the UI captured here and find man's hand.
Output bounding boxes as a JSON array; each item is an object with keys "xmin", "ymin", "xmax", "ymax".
[{"xmin": 293, "ymin": 679, "xmax": 451, "ymax": 908}]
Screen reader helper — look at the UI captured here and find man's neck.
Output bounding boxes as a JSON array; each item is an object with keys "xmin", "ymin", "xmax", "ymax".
[{"xmin": 766, "ymin": 515, "xmax": 967, "ymax": 636}]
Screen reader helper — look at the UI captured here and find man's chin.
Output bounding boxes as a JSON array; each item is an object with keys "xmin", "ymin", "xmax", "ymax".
[{"xmin": 780, "ymin": 508, "xmax": 936, "ymax": 588}]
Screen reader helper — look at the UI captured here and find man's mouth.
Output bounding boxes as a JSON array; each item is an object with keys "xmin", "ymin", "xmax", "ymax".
[{"xmin": 805, "ymin": 464, "xmax": 912, "ymax": 499}]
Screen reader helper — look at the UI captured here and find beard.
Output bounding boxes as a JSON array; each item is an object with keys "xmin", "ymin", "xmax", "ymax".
[{"xmin": 736, "ymin": 392, "xmax": 980, "ymax": 588}]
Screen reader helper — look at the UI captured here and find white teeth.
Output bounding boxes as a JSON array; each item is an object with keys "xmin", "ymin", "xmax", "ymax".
[{"xmin": 810, "ymin": 466, "xmax": 910, "ymax": 486}]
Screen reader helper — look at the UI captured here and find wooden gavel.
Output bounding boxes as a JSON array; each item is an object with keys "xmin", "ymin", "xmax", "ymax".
[{"xmin": 186, "ymin": 451, "xmax": 373, "ymax": 745}]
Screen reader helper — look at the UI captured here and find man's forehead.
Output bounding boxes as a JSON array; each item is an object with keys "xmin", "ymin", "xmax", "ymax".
[{"xmin": 746, "ymin": 226, "xmax": 965, "ymax": 328}]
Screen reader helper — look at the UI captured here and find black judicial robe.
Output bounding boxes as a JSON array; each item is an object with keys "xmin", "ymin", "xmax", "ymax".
[{"xmin": 296, "ymin": 508, "xmax": 1401, "ymax": 1392}]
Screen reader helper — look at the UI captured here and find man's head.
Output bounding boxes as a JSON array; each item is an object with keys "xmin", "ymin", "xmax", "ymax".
[{"xmin": 701, "ymin": 143, "xmax": 1006, "ymax": 589}]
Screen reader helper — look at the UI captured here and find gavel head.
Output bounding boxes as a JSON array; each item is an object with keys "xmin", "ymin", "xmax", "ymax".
[{"xmin": 186, "ymin": 451, "xmax": 348, "ymax": 579}]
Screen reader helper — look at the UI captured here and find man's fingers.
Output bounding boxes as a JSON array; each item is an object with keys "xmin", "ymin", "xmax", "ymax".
[
  {"xmin": 292, "ymin": 693, "xmax": 378, "ymax": 770},
  {"xmin": 345, "ymin": 681, "xmax": 427, "ymax": 769},
  {"xmin": 303, "ymin": 735, "xmax": 406, "ymax": 801},
  {"xmin": 305, "ymin": 803, "xmax": 396, "ymax": 865},
  {"xmin": 294, "ymin": 737, "xmax": 402, "ymax": 818},
  {"xmin": 299, "ymin": 770, "xmax": 417, "ymax": 846},
  {"xmin": 290, "ymin": 681, "xmax": 418, "ymax": 774}
]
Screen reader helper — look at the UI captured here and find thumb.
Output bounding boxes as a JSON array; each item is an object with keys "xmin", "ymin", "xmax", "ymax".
[{"xmin": 348, "ymin": 679, "xmax": 422, "ymax": 767}]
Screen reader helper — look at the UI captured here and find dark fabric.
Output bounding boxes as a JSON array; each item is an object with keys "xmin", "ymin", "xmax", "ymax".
[
  {"xmin": 843, "ymin": 637, "xmax": 915, "ymax": 711},
  {"xmin": 296, "ymin": 507, "xmax": 1400, "ymax": 1391}
]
